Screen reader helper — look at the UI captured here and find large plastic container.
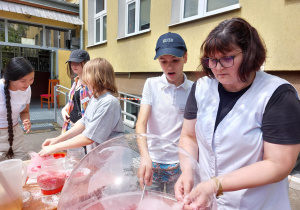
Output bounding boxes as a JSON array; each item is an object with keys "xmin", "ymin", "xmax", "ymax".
[{"xmin": 58, "ymin": 134, "xmax": 212, "ymax": 210}]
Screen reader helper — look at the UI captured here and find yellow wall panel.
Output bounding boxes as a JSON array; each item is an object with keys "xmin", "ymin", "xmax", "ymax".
[
  {"xmin": 58, "ymin": 50, "xmax": 72, "ymax": 106},
  {"xmin": 83, "ymin": 0, "xmax": 300, "ymax": 72}
]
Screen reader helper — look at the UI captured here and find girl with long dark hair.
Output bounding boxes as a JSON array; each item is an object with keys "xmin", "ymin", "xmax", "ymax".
[{"xmin": 0, "ymin": 57, "xmax": 34, "ymax": 161}]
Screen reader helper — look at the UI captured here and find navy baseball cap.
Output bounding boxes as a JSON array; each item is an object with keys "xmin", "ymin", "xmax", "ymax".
[
  {"xmin": 154, "ymin": 32, "xmax": 187, "ymax": 60},
  {"xmin": 66, "ymin": 49, "xmax": 90, "ymax": 63}
]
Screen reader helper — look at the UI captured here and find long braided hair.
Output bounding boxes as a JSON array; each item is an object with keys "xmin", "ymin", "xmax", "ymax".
[{"xmin": 3, "ymin": 57, "xmax": 34, "ymax": 159}]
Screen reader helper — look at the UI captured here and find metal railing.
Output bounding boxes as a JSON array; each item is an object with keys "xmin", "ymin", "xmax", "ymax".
[
  {"xmin": 118, "ymin": 91, "xmax": 141, "ymax": 129},
  {"xmin": 54, "ymin": 84, "xmax": 70, "ymax": 126}
]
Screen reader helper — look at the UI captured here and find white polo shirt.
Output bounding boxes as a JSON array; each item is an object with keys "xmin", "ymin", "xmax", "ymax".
[
  {"xmin": 0, "ymin": 79, "xmax": 31, "ymax": 128},
  {"xmin": 141, "ymin": 73, "xmax": 193, "ymax": 163}
]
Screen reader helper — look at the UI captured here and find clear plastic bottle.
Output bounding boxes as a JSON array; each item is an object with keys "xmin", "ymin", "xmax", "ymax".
[{"xmin": 65, "ymin": 147, "xmax": 85, "ymax": 170}]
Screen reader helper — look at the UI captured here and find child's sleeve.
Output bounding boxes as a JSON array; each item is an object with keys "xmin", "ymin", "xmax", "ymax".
[{"xmin": 82, "ymin": 99, "xmax": 120, "ymax": 144}]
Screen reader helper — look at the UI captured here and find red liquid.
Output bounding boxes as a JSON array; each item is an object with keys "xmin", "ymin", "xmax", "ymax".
[
  {"xmin": 37, "ymin": 172, "xmax": 66, "ymax": 195},
  {"xmin": 53, "ymin": 153, "xmax": 66, "ymax": 159}
]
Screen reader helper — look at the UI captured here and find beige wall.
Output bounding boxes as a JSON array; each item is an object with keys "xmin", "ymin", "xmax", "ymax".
[{"xmin": 58, "ymin": 50, "xmax": 72, "ymax": 105}]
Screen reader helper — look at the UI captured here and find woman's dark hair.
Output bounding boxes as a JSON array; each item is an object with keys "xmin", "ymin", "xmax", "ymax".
[
  {"xmin": 200, "ymin": 17, "xmax": 266, "ymax": 82},
  {"xmin": 3, "ymin": 57, "xmax": 34, "ymax": 159}
]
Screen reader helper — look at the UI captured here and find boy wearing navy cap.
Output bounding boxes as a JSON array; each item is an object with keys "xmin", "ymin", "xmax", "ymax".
[{"xmin": 136, "ymin": 32, "xmax": 193, "ymax": 194}]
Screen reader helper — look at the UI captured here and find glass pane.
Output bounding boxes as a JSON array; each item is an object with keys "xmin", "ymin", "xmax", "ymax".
[
  {"xmin": 103, "ymin": 16, "xmax": 107, "ymax": 41},
  {"xmin": 63, "ymin": 31, "xmax": 71, "ymax": 49},
  {"xmin": 125, "ymin": 100, "xmax": 139, "ymax": 121},
  {"xmin": 8, "ymin": 21, "xmax": 42, "ymax": 45},
  {"xmin": 140, "ymin": 0, "xmax": 151, "ymax": 31},
  {"xmin": 53, "ymin": 30, "xmax": 60, "ymax": 48},
  {"xmin": 0, "ymin": 20, "xmax": 4, "ymax": 42},
  {"xmin": 128, "ymin": 2, "xmax": 136, "ymax": 34},
  {"xmin": 45, "ymin": 28, "xmax": 51, "ymax": 47},
  {"xmin": 184, "ymin": 0, "xmax": 198, "ymax": 18},
  {"xmin": 1, "ymin": 46, "xmax": 14, "ymax": 74},
  {"xmin": 26, "ymin": 48, "xmax": 39, "ymax": 71},
  {"xmin": 207, "ymin": 0, "xmax": 238, "ymax": 12},
  {"xmin": 96, "ymin": 0, "xmax": 105, "ymax": 14},
  {"xmin": 38, "ymin": 49, "xmax": 50, "ymax": 72},
  {"xmin": 45, "ymin": 27, "xmax": 69, "ymax": 48},
  {"xmin": 96, "ymin": 18, "xmax": 100, "ymax": 43}
]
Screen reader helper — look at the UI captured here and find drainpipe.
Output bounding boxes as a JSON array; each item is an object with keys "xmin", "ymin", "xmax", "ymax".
[{"xmin": 79, "ymin": 0, "xmax": 83, "ymax": 49}]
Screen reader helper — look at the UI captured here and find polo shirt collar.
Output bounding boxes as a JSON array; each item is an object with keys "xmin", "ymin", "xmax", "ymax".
[{"xmin": 160, "ymin": 73, "xmax": 190, "ymax": 91}]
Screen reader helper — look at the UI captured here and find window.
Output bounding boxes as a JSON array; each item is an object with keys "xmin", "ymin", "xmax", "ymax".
[
  {"xmin": 95, "ymin": 0, "xmax": 107, "ymax": 44},
  {"xmin": 126, "ymin": 0, "xmax": 151, "ymax": 35},
  {"xmin": 170, "ymin": 0, "xmax": 240, "ymax": 25},
  {"xmin": 7, "ymin": 21, "xmax": 42, "ymax": 46},
  {"xmin": 0, "ymin": 20, "xmax": 4, "ymax": 42},
  {"xmin": 45, "ymin": 27, "xmax": 71, "ymax": 49},
  {"xmin": 182, "ymin": 0, "xmax": 239, "ymax": 20}
]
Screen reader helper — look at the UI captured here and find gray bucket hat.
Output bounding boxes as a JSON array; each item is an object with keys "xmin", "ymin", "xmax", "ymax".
[{"xmin": 66, "ymin": 49, "xmax": 90, "ymax": 63}]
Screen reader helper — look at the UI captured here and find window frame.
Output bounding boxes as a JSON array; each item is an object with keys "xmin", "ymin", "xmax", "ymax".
[
  {"xmin": 125, "ymin": 0, "xmax": 150, "ymax": 37},
  {"xmin": 94, "ymin": 0, "xmax": 107, "ymax": 44},
  {"xmin": 180, "ymin": 0, "xmax": 240, "ymax": 23}
]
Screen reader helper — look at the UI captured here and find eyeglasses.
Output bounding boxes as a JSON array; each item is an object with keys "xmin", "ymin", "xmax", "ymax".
[{"xmin": 202, "ymin": 52, "xmax": 242, "ymax": 69}]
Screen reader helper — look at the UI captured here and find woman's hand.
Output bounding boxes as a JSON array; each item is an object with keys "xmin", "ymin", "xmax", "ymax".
[
  {"xmin": 22, "ymin": 119, "xmax": 31, "ymax": 133},
  {"xmin": 42, "ymin": 137, "xmax": 60, "ymax": 147},
  {"xmin": 137, "ymin": 156, "xmax": 153, "ymax": 189},
  {"xmin": 174, "ymin": 172, "xmax": 194, "ymax": 202},
  {"xmin": 61, "ymin": 106, "xmax": 70, "ymax": 122},
  {"xmin": 38, "ymin": 145, "xmax": 58, "ymax": 157},
  {"xmin": 180, "ymin": 179, "xmax": 217, "ymax": 210}
]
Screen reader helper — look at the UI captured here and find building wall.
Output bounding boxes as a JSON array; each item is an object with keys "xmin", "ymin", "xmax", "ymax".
[
  {"xmin": 58, "ymin": 50, "xmax": 72, "ymax": 105},
  {"xmin": 1, "ymin": 8, "xmax": 79, "ymax": 104},
  {"xmin": 83, "ymin": 0, "xmax": 300, "ymax": 95}
]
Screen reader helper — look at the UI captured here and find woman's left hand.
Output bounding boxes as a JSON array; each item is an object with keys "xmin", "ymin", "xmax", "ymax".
[
  {"xmin": 181, "ymin": 179, "xmax": 217, "ymax": 210},
  {"xmin": 23, "ymin": 119, "xmax": 31, "ymax": 133}
]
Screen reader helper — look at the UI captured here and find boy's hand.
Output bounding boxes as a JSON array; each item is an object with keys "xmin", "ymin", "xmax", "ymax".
[
  {"xmin": 23, "ymin": 119, "xmax": 31, "ymax": 133},
  {"xmin": 138, "ymin": 156, "xmax": 153, "ymax": 189}
]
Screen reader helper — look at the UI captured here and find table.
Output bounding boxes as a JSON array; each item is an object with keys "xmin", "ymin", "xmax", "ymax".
[{"xmin": 23, "ymin": 178, "xmax": 60, "ymax": 210}]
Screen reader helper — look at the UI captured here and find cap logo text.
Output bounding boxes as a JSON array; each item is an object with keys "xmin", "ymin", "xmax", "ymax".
[{"xmin": 163, "ymin": 38, "xmax": 173, "ymax": 43}]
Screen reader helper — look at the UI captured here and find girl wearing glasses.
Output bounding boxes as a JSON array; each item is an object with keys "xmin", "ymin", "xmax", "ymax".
[{"xmin": 174, "ymin": 18, "xmax": 300, "ymax": 209}]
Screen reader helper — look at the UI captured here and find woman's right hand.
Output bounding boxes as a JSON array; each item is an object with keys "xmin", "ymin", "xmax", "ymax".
[
  {"xmin": 42, "ymin": 137, "xmax": 59, "ymax": 148},
  {"xmin": 137, "ymin": 156, "xmax": 153, "ymax": 189},
  {"xmin": 61, "ymin": 106, "xmax": 70, "ymax": 122},
  {"xmin": 174, "ymin": 172, "xmax": 194, "ymax": 202}
]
